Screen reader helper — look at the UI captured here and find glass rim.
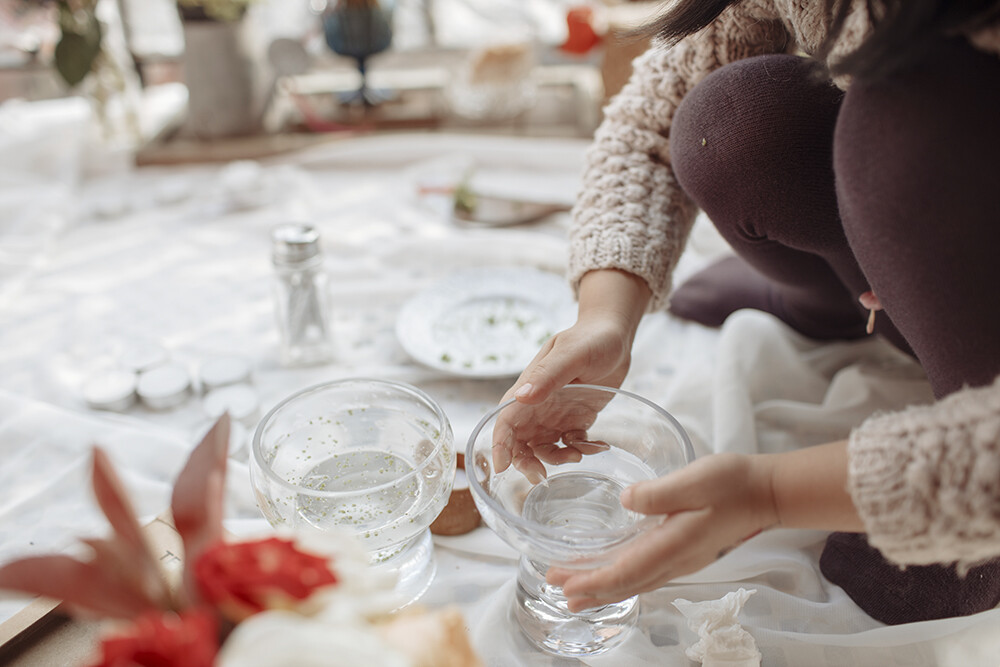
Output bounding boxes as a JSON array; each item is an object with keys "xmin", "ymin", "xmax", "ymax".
[
  {"xmin": 251, "ymin": 377, "xmax": 452, "ymax": 498},
  {"xmin": 464, "ymin": 383, "xmax": 695, "ymax": 543}
]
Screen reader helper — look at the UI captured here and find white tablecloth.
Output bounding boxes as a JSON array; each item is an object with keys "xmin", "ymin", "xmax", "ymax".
[{"xmin": 1, "ymin": 99, "xmax": 997, "ymax": 666}]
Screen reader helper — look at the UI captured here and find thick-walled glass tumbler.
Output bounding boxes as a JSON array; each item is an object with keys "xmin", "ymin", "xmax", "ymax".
[
  {"xmin": 466, "ymin": 384, "xmax": 694, "ymax": 656},
  {"xmin": 251, "ymin": 378, "xmax": 455, "ymax": 607}
]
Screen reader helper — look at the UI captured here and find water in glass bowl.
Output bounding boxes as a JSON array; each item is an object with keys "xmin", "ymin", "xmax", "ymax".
[
  {"xmin": 490, "ymin": 444, "xmax": 659, "ymax": 558},
  {"xmin": 295, "ymin": 450, "xmax": 431, "ymax": 562},
  {"xmin": 263, "ymin": 426, "xmax": 449, "ymax": 563},
  {"xmin": 522, "ymin": 471, "xmax": 639, "ymax": 535}
]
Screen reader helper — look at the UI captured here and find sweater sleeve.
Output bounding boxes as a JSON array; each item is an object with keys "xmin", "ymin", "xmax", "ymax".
[
  {"xmin": 567, "ymin": 2, "xmax": 790, "ymax": 311},
  {"xmin": 848, "ymin": 375, "xmax": 1000, "ymax": 572}
]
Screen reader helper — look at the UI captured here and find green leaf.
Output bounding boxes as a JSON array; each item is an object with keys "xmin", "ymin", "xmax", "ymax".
[{"xmin": 54, "ymin": 18, "xmax": 102, "ymax": 87}]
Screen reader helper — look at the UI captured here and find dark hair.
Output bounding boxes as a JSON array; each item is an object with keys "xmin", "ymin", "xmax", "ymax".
[{"xmin": 641, "ymin": 0, "xmax": 1000, "ymax": 82}]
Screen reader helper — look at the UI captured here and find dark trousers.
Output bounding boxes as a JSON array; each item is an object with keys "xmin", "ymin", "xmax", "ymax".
[
  {"xmin": 669, "ymin": 39, "xmax": 1000, "ymax": 399},
  {"xmin": 668, "ymin": 39, "xmax": 1000, "ymax": 624}
]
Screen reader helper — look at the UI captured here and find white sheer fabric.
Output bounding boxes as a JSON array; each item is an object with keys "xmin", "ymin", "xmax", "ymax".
[{"xmin": 0, "ymin": 108, "xmax": 997, "ymax": 664}]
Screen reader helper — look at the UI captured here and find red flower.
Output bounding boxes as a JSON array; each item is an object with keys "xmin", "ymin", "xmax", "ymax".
[
  {"xmin": 90, "ymin": 608, "xmax": 218, "ymax": 667},
  {"xmin": 194, "ymin": 537, "xmax": 339, "ymax": 622}
]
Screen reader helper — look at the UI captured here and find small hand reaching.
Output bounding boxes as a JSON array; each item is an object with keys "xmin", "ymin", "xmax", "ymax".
[{"xmin": 546, "ymin": 453, "xmax": 779, "ymax": 612}]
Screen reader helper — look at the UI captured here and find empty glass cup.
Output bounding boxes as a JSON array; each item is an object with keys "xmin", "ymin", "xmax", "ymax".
[
  {"xmin": 466, "ymin": 384, "xmax": 694, "ymax": 657},
  {"xmin": 251, "ymin": 378, "xmax": 455, "ymax": 607}
]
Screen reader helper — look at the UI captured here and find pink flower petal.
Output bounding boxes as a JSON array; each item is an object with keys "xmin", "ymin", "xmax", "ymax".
[
  {"xmin": 171, "ymin": 414, "xmax": 231, "ymax": 605},
  {"xmin": 0, "ymin": 555, "xmax": 158, "ymax": 619},
  {"xmin": 91, "ymin": 448, "xmax": 172, "ymax": 605}
]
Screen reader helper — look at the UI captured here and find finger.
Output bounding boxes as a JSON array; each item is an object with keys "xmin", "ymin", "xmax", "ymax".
[
  {"xmin": 562, "ymin": 510, "xmax": 709, "ymax": 601},
  {"xmin": 512, "ymin": 445, "xmax": 546, "ymax": 484},
  {"xmin": 491, "ymin": 428, "xmax": 514, "ymax": 473},
  {"xmin": 546, "ymin": 570, "xmax": 639, "ymax": 612},
  {"xmin": 525, "ymin": 426, "xmax": 564, "ymax": 446},
  {"xmin": 514, "ymin": 352, "xmax": 583, "ymax": 406},
  {"xmin": 566, "ymin": 596, "xmax": 616, "ymax": 613},
  {"xmin": 545, "ymin": 566, "xmax": 575, "ymax": 588},
  {"xmin": 563, "ymin": 439, "xmax": 610, "ymax": 456},
  {"xmin": 564, "ymin": 578, "xmax": 676, "ymax": 613},
  {"xmin": 621, "ymin": 464, "xmax": 710, "ymax": 515},
  {"xmin": 504, "ymin": 338, "xmax": 558, "ymax": 404},
  {"xmin": 533, "ymin": 443, "xmax": 583, "ymax": 466},
  {"xmin": 510, "ymin": 337, "xmax": 554, "ymax": 383},
  {"xmin": 561, "ymin": 429, "xmax": 611, "ymax": 455},
  {"xmin": 489, "ymin": 401, "xmax": 532, "ymax": 472}
]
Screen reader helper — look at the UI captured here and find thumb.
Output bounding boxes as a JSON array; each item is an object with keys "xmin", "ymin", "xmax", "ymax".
[
  {"xmin": 512, "ymin": 358, "xmax": 580, "ymax": 405},
  {"xmin": 507, "ymin": 335, "xmax": 582, "ymax": 404},
  {"xmin": 622, "ymin": 470, "xmax": 696, "ymax": 515}
]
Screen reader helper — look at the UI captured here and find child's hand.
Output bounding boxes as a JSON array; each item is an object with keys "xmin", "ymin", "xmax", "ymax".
[{"xmin": 546, "ymin": 453, "xmax": 779, "ymax": 611}]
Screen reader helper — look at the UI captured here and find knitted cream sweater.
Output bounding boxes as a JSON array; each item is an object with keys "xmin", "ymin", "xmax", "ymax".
[{"xmin": 569, "ymin": 0, "xmax": 1000, "ymax": 570}]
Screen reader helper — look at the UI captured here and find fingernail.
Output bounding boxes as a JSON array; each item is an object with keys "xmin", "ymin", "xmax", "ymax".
[
  {"xmin": 514, "ymin": 383, "xmax": 533, "ymax": 399},
  {"xmin": 620, "ymin": 487, "xmax": 634, "ymax": 508}
]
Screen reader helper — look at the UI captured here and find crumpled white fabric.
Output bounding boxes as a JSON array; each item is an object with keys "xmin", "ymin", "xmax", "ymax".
[{"xmin": 673, "ymin": 588, "xmax": 760, "ymax": 667}]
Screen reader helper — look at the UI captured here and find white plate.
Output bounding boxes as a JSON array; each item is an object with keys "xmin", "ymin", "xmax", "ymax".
[{"xmin": 396, "ymin": 267, "xmax": 576, "ymax": 378}]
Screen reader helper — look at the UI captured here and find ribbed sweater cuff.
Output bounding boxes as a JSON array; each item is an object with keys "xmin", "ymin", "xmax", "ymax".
[
  {"xmin": 848, "ymin": 376, "xmax": 1000, "ymax": 571},
  {"xmin": 568, "ymin": 223, "xmax": 676, "ymax": 312}
]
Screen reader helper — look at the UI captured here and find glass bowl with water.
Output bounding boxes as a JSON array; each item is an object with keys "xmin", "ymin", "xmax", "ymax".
[
  {"xmin": 466, "ymin": 384, "xmax": 694, "ymax": 657},
  {"xmin": 251, "ymin": 378, "xmax": 455, "ymax": 607}
]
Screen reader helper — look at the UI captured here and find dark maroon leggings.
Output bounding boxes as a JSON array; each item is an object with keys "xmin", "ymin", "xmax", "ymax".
[
  {"xmin": 668, "ymin": 38, "xmax": 1000, "ymax": 625},
  {"xmin": 669, "ymin": 37, "xmax": 1000, "ymax": 399}
]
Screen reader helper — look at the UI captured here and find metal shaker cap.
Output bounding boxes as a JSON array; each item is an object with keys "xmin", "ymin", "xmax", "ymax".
[{"xmin": 272, "ymin": 223, "xmax": 321, "ymax": 264}]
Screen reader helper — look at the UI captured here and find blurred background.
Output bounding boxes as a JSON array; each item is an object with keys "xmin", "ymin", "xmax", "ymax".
[{"xmin": 0, "ymin": 0, "xmax": 664, "ymax": 165}]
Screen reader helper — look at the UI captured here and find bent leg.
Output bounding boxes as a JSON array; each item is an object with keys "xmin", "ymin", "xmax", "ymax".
[
  {"xmin": 835, "ymin": 37, "xmax": 1000, "ymax": 397},
  {"xmin": 824, "ymin": 36, "xmax": 1000, "ymax": 624},
  {"xmin": 669, "ymin": 54, "xmax": 878, "ymax": 342}
]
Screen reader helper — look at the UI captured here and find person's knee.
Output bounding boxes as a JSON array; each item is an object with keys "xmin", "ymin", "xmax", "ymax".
[
  {"xmin": 672, "ymin": 55, "xmax": 842, "ymax": 241},
  {"xmin": 674, "ymin": 56, "xmax": 796, "ymax": 200}
]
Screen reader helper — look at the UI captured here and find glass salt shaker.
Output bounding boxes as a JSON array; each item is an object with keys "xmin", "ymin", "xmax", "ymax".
[{"xmin": 270, "ymin": 223, "xmax": 334, "ymax": 366}]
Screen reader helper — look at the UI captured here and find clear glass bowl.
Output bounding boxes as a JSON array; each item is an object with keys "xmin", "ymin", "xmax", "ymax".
[
  {"xmin": 466, "ymin": 384, "xmax": 694, "ymax": 656},
  {"xmin": 251, "ymin": 378, "xmax": 455, "ymax": 607}
]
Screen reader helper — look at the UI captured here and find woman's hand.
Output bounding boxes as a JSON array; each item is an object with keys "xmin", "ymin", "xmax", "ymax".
[
  {"xmin": 491, "ymin": 318, "xmax": 633, "ymax": 482},
  {"xmin": 546, "ymin": 453, "xmax": 779, "ymax": 612},
  {"xmin": 503, "ymin": 309, "xmax": 634, "ymax": 405},
  {"xmin": 492, "ymin": 269, "xmax": 651, "ymax": 482}
]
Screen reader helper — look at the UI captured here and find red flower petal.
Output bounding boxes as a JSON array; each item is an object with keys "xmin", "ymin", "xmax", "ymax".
[
  {"xmin": 90, "ymin": 608, "xmax": 219, "ymax": 667},
  {"xmin": 194, "ymin": 538, "xmax": 339, "ymax": 622}
]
